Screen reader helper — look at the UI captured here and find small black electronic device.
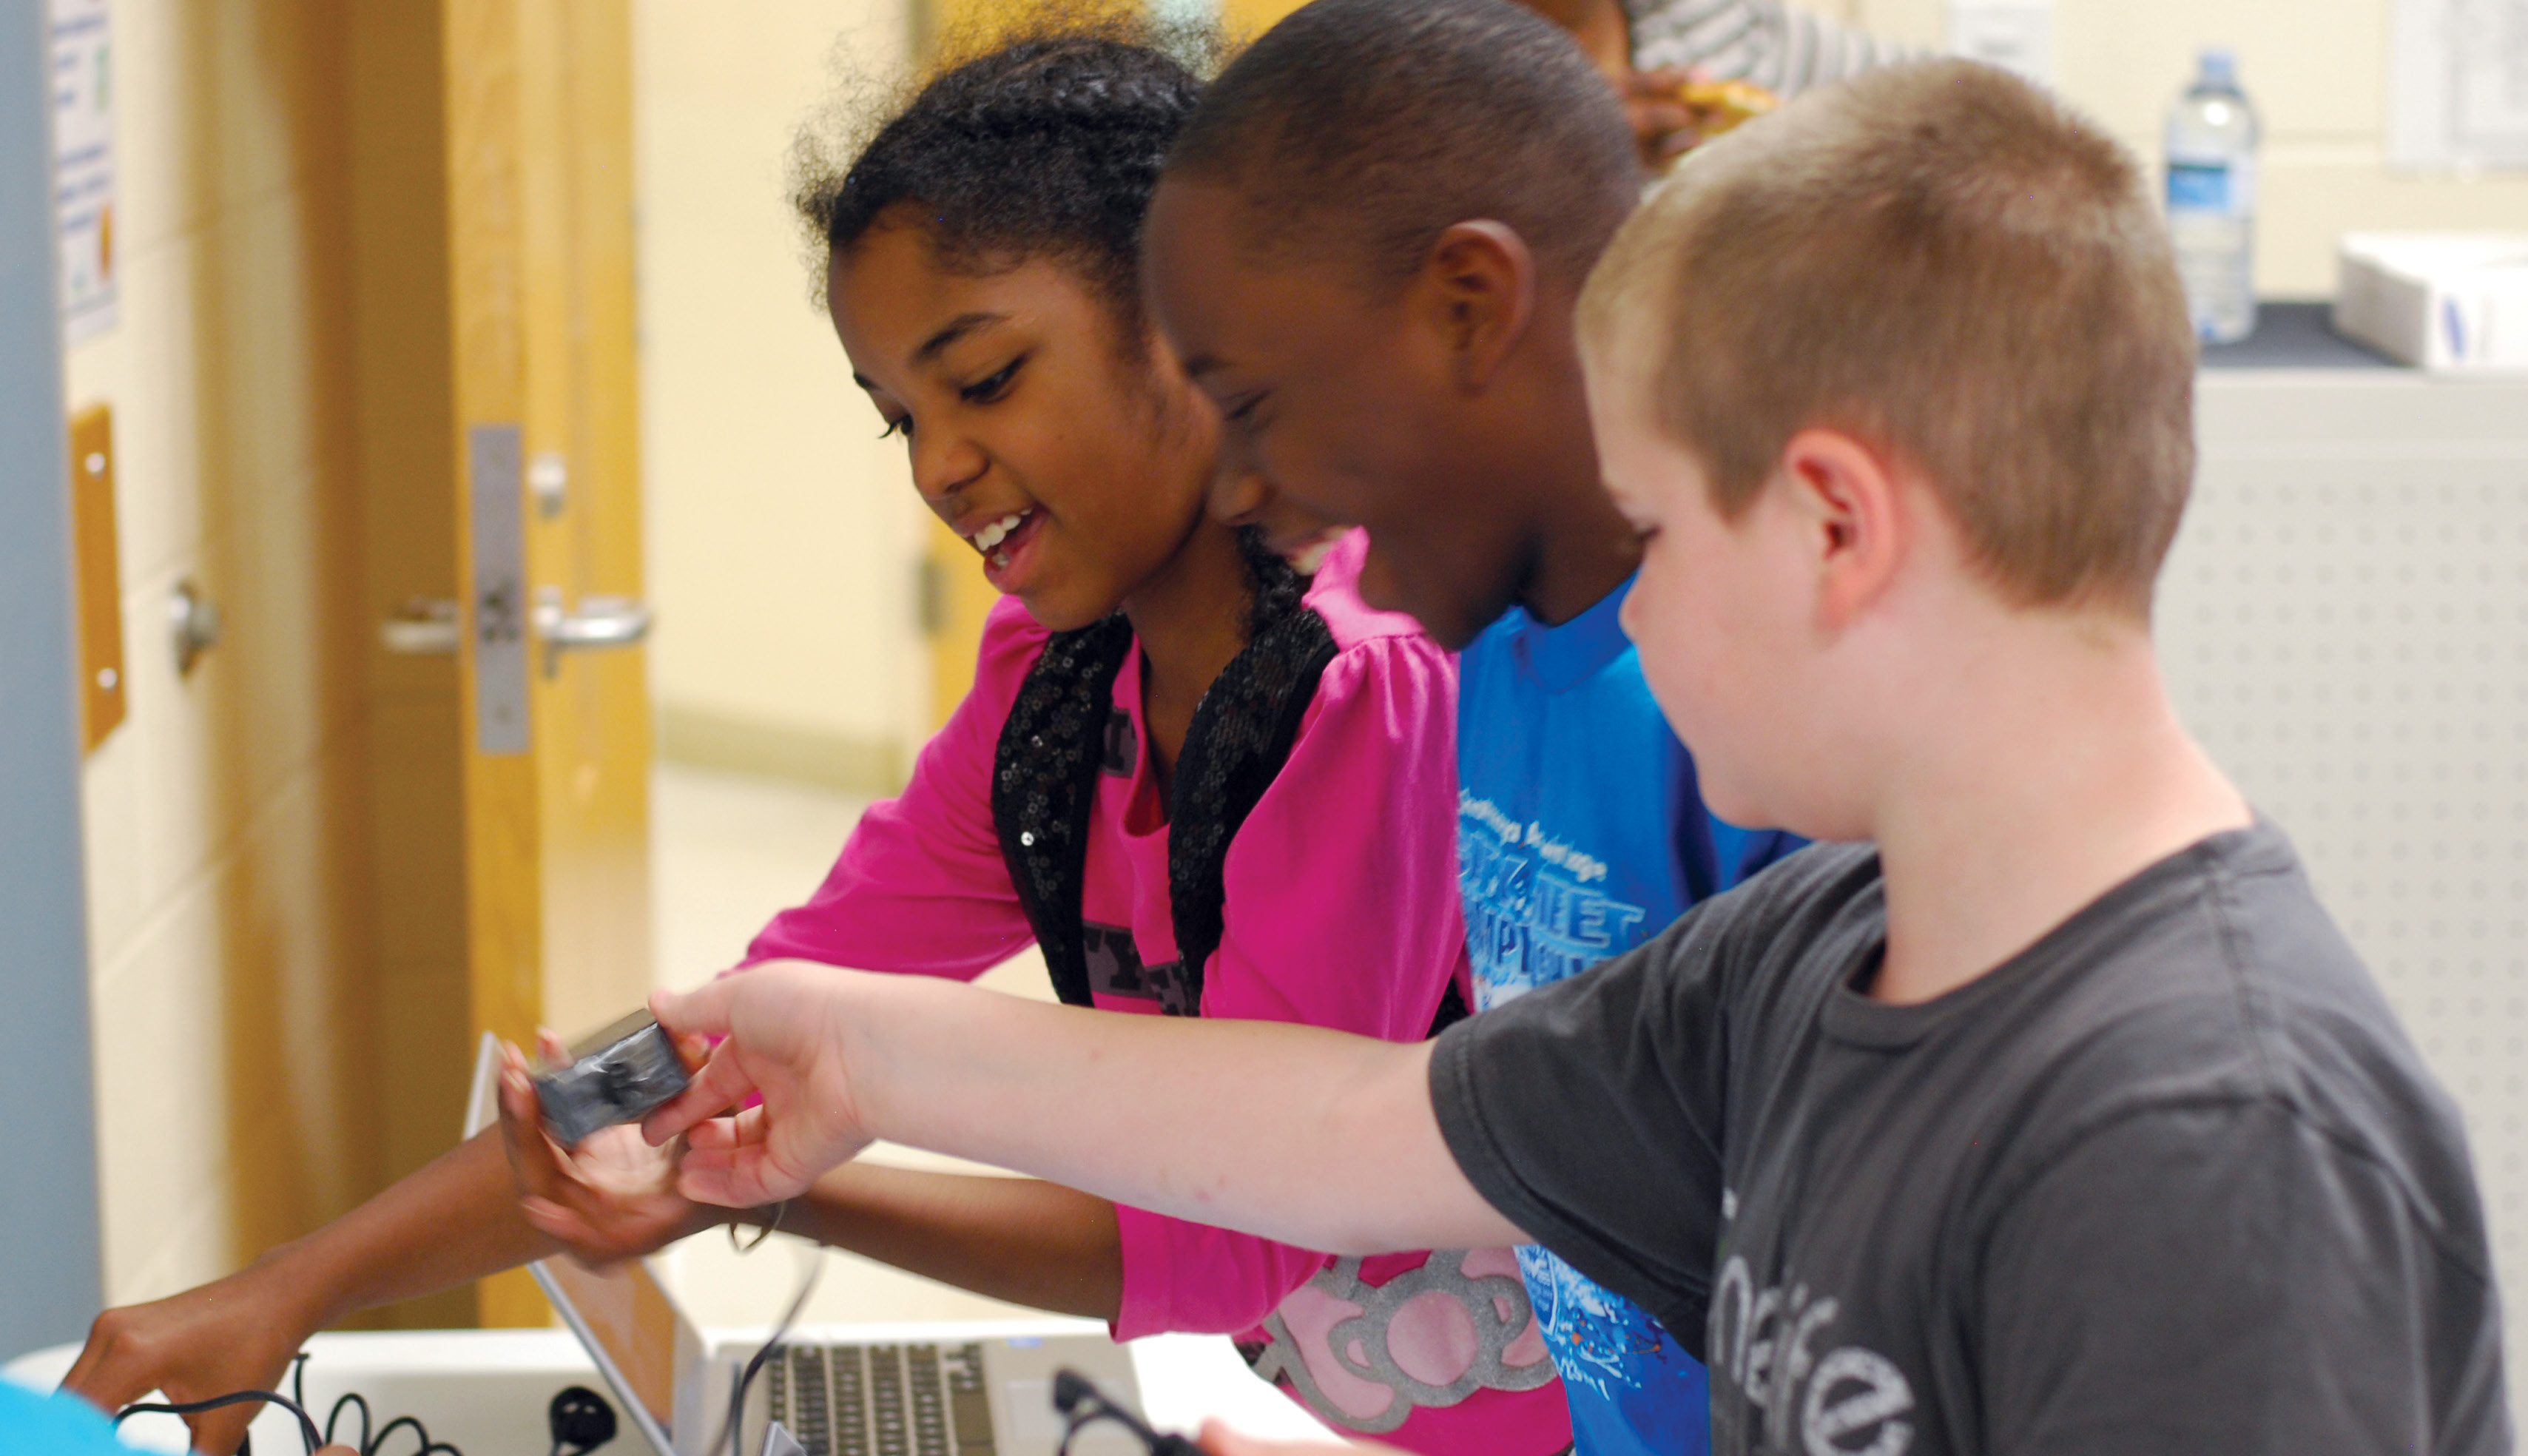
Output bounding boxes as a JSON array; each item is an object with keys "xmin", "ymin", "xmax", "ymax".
[{"xmin": 534, "ymin": 1008, "xmax": 691, "ymax": 1148}]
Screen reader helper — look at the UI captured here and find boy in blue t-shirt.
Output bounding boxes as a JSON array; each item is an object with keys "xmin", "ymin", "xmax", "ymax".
[
  {"xmin": 1453, "ymin": 584, "xmax": 1797, "ymax": 1454},
  {"xmin": 1149, "ymin": 1, "xmax": 1799, "ymax": 1449}
]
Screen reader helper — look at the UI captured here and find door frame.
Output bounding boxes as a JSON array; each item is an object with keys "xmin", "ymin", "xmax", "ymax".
[
  {"xmin": 348, "ymin": 0, "xmax": 648, "ymax": 1328},
  {"xmin": 0, "ymin": 0, "xmax": 107, "ymax": 1359}
]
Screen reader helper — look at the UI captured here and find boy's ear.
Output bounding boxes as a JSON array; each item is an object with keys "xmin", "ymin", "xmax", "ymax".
[
  {"xmin": 1414, "ymin": 221, "xmax": 1537, "ymax": 393},
  {"xmin": 1209, "ymin": 464, "xmax": 1273, "ymax": 527},
  {"xmin": 1780, "ymin": 428, "xmax": 1908, "ymax": 631}
]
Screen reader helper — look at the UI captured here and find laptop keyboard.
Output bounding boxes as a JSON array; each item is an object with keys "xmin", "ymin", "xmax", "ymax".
[{"xmin": 769, "ymin": 1342, "xmax": 994, "ymax": 1456}]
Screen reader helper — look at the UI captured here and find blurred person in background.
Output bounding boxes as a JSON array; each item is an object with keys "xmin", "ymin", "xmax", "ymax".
[{"xmin": 1519, "ymin": 0, "xmax": 1914, "ymax": 169}]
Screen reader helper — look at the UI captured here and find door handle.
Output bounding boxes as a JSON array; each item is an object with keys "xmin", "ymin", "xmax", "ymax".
[
  {"xmin": 380, "ymin": 593, "xmax": 654, "ymax": 670},
  {"xmin": 533, "ymin": 589, "xmax": 653, "ymax": 650},
  {"xmin": 381, "ymin": 598, "xmax": 462, "ymax": 655},
  {"xmin": 533, "ymin": 587, "xmax": 653, "ymax": 676}
]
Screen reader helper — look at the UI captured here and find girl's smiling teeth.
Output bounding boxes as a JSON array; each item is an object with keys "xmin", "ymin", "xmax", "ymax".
[
  {"xmin": 970, "ymin": 508, "xmax": 1035, "ymax": 563},
  {"xmin": 1281, "ymin": 527, "xmax": 1346, "ymax": 576}
]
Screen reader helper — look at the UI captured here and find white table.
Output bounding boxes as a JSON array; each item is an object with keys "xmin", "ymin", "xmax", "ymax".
[{"xmin": 7, "ymin": 1322, "xmax": 1345, "ymax": 1455}]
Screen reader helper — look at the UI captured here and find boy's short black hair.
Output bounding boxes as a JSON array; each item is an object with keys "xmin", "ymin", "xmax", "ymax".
[
  {"xmin": 795, "ymin": 18, "xmax": 1216, "ymax": 334},
  {"xmin": 1167, "ymin": 0, "xmax": 1639, "ymax": 290}
]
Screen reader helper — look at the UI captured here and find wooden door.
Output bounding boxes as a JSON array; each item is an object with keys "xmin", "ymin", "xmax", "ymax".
[{"xmin": 352, "ymin": 0, "xmax": 651, "ymax": 1328}]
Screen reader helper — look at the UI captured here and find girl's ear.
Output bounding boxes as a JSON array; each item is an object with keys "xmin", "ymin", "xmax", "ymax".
[
  {"xmin": 1415, "ymin": 221, "xmax": 1537, "ymax": 393},
  {"xmin": 1779, "ymin": 428, "xmax": 1907, "ymax": 632}
]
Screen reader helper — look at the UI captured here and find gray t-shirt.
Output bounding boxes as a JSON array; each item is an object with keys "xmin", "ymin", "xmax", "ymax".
[{"xmin": 1432, "ymin": 820, "xmax": 2507, "ymax": 1455}]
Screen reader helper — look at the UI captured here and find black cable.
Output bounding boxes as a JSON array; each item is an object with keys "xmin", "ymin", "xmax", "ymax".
[
  {"xmin": 122, "ymin": 1352, "xmax": 467, "ymax": 1456},
  {"xmin": 116, "ymin": 1389, "xmax": 323, "ymax": 1456},
  {"xmin": 1050, "ymin": 1369, "xmax": 1199, "ymax": 1456},
  {"xmin": 368, "ymin": 1412, "xmax": 464, "ymax": 1456},
  {"xmin": 325, "ymin": 1391, "xmax": 374, "ymax": 1452},
  {"xmin": 717, "ymin": 1251, "xmax": 823, "ymax": 1456}
]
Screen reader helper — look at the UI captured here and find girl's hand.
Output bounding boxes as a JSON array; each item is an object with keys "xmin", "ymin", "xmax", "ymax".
[
  {"xmin": 643, "ymin": 967, "xmax": 877, "ymax": 1208},
  {"xmin": 499, "ymin": 1037, "xmax": 718, "ymax": 1264},
  {"xmin": 61, "ymin": 1260, "xmax": 320, "ymax": 1456}
]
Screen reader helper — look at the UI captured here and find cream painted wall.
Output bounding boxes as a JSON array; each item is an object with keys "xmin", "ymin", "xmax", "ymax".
[
  {"xmin": 636, "ymin": 0, "xmax": 933, "ymax": 792},
  {"xmin": 1841, "ymin": 0, "xmax": 2528, "ymax": 295},
  {"xmin": 641, "ymin": 0, "xmax": 2528, "ymax": 792},
  {"xmin": 69, "ymin": 1, "xmax": 378, "ymax": 1307},
  {"xmin": 1215, "ymin": 0, "xmax": 2528, "ymax": 297}
]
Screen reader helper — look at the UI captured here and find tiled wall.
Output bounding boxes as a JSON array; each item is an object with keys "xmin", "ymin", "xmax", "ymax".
[{"xmin": 67, "ymin": 1, "xmax": 380, "ymax": 1307}]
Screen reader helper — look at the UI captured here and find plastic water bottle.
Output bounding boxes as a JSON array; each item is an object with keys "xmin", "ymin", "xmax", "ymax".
[{"xmin": 2165, "ymin": 47, "xmax": 2260, "ymax": 345}]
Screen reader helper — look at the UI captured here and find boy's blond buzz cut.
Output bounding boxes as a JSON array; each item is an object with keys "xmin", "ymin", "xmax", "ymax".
[{"xmin": 1580, "ymin": 59, "xmax": 2198, "ymax": 618}]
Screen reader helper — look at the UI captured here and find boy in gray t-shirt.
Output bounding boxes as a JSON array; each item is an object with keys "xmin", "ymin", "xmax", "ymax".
[
  {"xmin": 1435, "ymin": 824, "xmax": 2505, "ymax": 1454},
  {"xmin": 636, "ymin": 53, "xmax": 2506, "ymax": 1456}
]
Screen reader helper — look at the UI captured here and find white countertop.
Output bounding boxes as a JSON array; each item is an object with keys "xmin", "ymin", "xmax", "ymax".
[{"xmin": 7, "ymin": 1323, "xmax": 1346, "ymax": 1455}]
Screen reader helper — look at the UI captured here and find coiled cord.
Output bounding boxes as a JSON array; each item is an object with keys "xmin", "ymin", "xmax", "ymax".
[{"xmin": 116, "ymin": 1352, "xmax": 468, "ymax": 1456}]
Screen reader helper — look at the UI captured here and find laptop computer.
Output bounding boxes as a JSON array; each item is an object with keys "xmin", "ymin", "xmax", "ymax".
[{"xmin": 466, "ymin": 1034, "xmax": 1147, "ymax": 1456}]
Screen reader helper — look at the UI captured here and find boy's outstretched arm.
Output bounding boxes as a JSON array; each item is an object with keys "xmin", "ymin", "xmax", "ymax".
[{"xmin": 644, "ymin": 962, "xmax": 1528, "ymax": 1257}]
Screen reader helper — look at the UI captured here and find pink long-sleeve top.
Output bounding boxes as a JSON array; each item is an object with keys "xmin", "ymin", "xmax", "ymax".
[{"xmin": 738, "ymin": 533, "xmax": 1567, "ymax": 1454}]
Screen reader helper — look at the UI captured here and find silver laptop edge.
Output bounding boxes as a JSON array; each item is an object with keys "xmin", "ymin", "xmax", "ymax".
[
  {"xmin": 531, "ymin": 1259, "xmax": 685, "ymax": 1456},
  {"xmin": 466, "ymin": 1035, "xmax": 690, "ymax": 1456}
]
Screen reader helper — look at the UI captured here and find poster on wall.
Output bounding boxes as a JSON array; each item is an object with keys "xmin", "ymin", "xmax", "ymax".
[
  {"xmin": 51, "ymin": 0, "xmax": 115, "ymax": 343},
  {"xmin": 2390, "ymin": 0, "xmax": 2528, "ymax": 171},
  {"xmin": 1947, "ymin": 0, "xmax": 2055, "ymax": 90}
]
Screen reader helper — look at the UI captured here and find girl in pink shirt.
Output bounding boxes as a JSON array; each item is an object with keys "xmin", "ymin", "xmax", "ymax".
[
  {"xmin": 56, "ymin": 26, "xmax": 1565, "ymax": 1456},
  {"xmin": 519, "ymin": 26, "xmax": 1570, "ymax": 1455}
]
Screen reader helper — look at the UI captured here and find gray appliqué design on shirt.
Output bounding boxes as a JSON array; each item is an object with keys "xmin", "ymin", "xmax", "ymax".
[{"xmin": 1244, "ymin": 1250, "xmax": 1560, "ymax": 1435}]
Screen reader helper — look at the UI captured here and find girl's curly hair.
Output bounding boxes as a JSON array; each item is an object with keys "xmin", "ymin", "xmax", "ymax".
[{"xmin": 795, "ymin": 10, "xmax": 1222, "ymax": 337}]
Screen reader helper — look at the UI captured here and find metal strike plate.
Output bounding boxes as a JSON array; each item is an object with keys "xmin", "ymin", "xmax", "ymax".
[{"xmin": 470, "ymin": 424, "xmax": 530, "ymax": 756}]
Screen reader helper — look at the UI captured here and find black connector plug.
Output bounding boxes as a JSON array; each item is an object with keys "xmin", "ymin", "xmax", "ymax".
[{"xmin": 548, "ymin": 1385, "xmax": 618, "ymax": 1456}]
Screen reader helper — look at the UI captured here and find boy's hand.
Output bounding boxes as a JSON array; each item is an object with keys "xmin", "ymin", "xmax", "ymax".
[
  {"xmin": 643, "ymin": 968, "xmax": 877, "ymax": 1208},
  {"xmin": 498, "ymin": 1037, "xmax": 718, "ymax": 1265}
]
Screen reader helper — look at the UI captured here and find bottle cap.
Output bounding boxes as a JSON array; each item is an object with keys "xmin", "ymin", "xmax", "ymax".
[{"xmin": 2197, "ymin": 47, "xmax": 2239, "ymax": 88}]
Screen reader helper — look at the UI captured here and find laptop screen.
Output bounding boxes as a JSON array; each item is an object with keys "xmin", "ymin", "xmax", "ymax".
[{"xmin": 539, "ymin": 1258, "xmax": 681, "ymax": 1431}]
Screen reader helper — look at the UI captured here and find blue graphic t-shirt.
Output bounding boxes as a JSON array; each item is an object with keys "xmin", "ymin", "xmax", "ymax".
[
  {"xmin": 1456, "ymin": 573, "xmax": 1800, "ymax": 1456},
  {"xmin": 0, "ymin": 1380, "xmax": 148, "ymax": 1455}
]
